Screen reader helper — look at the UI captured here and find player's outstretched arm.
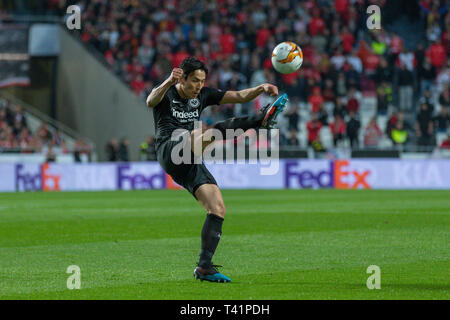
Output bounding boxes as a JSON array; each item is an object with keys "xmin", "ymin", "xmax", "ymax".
[
  {"xmin": 219, "ymin": 83, "xmax": 278, "ymax": 105},
  {"xmin": 146, "ymin": 68, "xmax": 183, "ymax": 108}
]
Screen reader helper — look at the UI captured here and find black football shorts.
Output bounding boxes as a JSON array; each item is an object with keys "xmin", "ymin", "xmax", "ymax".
[{"xmin": 156, "ymin": 134, "xmax": 217, "ymax": 197}]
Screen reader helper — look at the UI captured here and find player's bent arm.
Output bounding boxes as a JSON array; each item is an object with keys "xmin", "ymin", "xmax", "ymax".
[
  {"xmin": 219, "ymin": 83, "xmax": 278, "ymax": 104},
  {"xmin": 146, "ymin": 79, "xmax": 173, "ymax": 108},
  {"xmin": 146, "ymin": 68, "xmax": 182, "ymax": 107}
]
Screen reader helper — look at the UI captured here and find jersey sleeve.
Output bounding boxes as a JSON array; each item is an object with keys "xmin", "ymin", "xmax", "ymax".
[
  {"xmin": 203, "ymin": 87, "xmax": 226, "ymax": 107},
  {"xmin": 153, "ymin": 94, "xmax": 170, "ymax": 109}
]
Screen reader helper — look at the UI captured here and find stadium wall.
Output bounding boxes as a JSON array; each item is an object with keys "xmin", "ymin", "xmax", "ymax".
[
  {"xmin": 1, "ymin": 159, "xmax": 450, "ymax": 192},
  {"xmin": 56, "ymin": 26, "xmax": 154, "ymax": 161}
]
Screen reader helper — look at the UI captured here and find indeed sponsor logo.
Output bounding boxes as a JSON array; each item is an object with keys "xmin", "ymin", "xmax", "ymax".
[
  {"xmin": 117, "ymin": 164, "xmax": 167, "ymax": 190},
  {"xmin": 172, "ymin": 109, "xmax": 199, "ymax": 119},
  {"xmin": 284, "ymin": 160, "xmax": 371, "ymax": 189}
]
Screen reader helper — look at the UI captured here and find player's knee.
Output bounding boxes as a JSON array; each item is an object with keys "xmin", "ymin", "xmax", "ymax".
[{"xmin": 210, "ymin": 202, "xmax": 226, "ymax": 218}]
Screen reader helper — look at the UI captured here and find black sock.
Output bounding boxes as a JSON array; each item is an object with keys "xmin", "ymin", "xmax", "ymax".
[
  {"xmin": 198, "ymin": 213, "xmax": 224, "ymax": 269},
  {"xmin": 212, "ymin": 113, "xmax": 264, "ymax": 136}
]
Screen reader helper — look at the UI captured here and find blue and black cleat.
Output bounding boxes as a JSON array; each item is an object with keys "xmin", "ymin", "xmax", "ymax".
[
  {"xmin": 193, "ymin": 264, "xmax": 231, "ymax": 283},
  {"xmin": 260, "ymin": 93, "xmax": 289, "ymax": 129}
]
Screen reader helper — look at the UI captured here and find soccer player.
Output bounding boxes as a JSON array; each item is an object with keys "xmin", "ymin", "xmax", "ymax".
[{"xmin": 146, "ymin": 57, "xmax": 288, "ymax": 282}]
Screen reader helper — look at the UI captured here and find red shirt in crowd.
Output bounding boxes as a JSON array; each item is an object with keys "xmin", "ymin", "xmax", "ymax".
[
  {"xmin": 427, "ymin": 43, "xmax": 447, "ymax": 68},
  {"xmin": 364, "ymin": 53, "xmax": 381, "ymax": 73},
  {"xmin": 341, "ymin": 31, "xmax": 355, "ymax": 53},
  {"xmin": 334, "ymin": 0, "xmax": 349, "ymax": 15},
  {"xmin": 307, "ymin": 120, "xmax": 323, "ymax": 143},
  {"xmin": 281, "ymin": 70, "xmax": 300, "ymax": 86},
  {"xmin": 308, "ymin": 88, "xmax": 324, "ymax": 113},
  {"xmin": 127, "ymin": 62, "xmax": 146, "ymax": 75},
  {"xmin": 346, "ymin": 97, "xmax": 359, "ymax": 113},
  {"xmin": 441, "ymin": 31, "xmax": 450, "ymax": 54},
  {"xmin": 440, "ymin": 139, "xmax": 450, "ymax": 148},
  {"xmin": 330, "ymin": 119, "xmax": 346, "ymax": 136},
  {"xmin": 256, "ymin": 28, "xmax": 271, "ymax": 47},
  {"xmin": 390, "ymin": 35, "xmax": 403, "ymax": 55},
  {"xmin": 171, "ymin": 50, "xmax": 190, "ymax": 68},
  {"xmin": 130, "ymin": 78, "xmax": 146, "ymax": 96},
  {"xmin": 308, "ymin": 17, "xmax": 326, "ymax": 36},
  {"xmin": 219, "ymin": 32, "xmax": 236, "ymax": 55}
]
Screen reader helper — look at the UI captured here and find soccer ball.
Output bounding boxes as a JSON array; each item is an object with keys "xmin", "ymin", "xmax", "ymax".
[{"xmin": 271, "ymin": 41, "xmax": 303, "ymax": 74}]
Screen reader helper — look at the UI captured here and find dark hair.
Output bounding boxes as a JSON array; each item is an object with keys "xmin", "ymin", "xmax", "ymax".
[{"xmin": 179, "ymin": 57, "xmax": 208, "ymax": 79}]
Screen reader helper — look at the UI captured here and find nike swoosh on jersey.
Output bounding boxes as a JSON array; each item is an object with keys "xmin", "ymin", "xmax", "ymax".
[{"xmin": 172, "ymin": 100, "xmax": 183, "ymax": 104}]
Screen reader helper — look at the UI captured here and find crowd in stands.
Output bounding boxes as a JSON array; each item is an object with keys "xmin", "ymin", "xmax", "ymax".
[
  {"xmin": 105, "ymin": 137, "xmax": 130, "ymax": 161},
  {"xmin": 0, "ymin": 99, "xmax": 63, "ymax": 153},
  {"xmin": 0, "ymin": 98, "xmax": 92, "ymax": 161},
  {"xmin": 2, "ymin": 0, "xmax": 450, "ymax": 153},
  {"xmin": 60, "ymin": 0, "xmax": 448, "ymax": 151}
]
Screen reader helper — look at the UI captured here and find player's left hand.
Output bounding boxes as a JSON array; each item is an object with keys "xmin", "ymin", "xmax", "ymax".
[{"xmin": 261, "ymin": 83, "xmax": 278, "ymax": 96}]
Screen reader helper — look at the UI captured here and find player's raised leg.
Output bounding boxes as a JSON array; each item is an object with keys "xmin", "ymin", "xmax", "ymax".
[
  {"xmin": 190, "ymin": 93, "xmax": 289, "ymax": 156},
  {"xmin": 193, "ymin": 184, "xmax": 231, "ymax": 282}
]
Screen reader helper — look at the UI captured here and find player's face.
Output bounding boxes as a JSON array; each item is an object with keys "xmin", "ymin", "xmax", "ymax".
[{"xmin": 181, "ymin": 69, "xmax": 206, "ymax": 99}]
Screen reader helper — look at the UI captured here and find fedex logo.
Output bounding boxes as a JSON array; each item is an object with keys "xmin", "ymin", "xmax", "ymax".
[
  {"xmin": 15, "ymin": 164, "xmax": 41, "ymax": 191},
  {"xmin": 284, "ymin": 160, "xmax": 371, "ymax": 189},
  {"xmin": 334, "ymin": 160, "xmax": 371, "ymax": 189},
  {"xmin": 285, "ymin": 161, "xmax": 333, "ymax": 188},
  {"xmin": 15, "ymin": 163, "xmax": 61, "ymax": 191},
  {"xmin": 117, "ymin": 164, "xmax": 182, "ymax": 190}
]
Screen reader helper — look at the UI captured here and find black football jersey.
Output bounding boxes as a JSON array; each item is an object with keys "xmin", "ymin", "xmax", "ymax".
[{"xmin": 152, "ymin": 85, "xmax": 225, "ymax": 148}]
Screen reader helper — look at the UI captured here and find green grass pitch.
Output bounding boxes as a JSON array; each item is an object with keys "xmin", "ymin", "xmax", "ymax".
[{"xmin": 0, "ymin": 189, "xmax": 449, "ymax": 300}]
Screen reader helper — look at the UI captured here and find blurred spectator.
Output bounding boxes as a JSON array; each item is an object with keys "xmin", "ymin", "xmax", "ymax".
[
  {"xmin": 347, "ymin": 50, "xmax": 363, "ymax": 73},
  {"xmin": 371, "ymin": 34, "xmax": 387, "ymax": 56},
  {"xmin": 45, "ymin": 144, "xmax": 56, "ymax": 163},
  {"xmin": 397, "ymin": 48, "xmax": 416, "ymax": 71},
  {"xmin": 330, "ymin": 115, "xmax": 346, "ymax": 146},
  {"xmin": 416, "ymin": 103, "xmax": 434, "ymax": 146},
  {"xmin": 331, "ymin": 97, "xmax": 343, "ymax": 118},
  {"xmin": 286, "ymin": 130, "xmax": 300, "ymax": 146},
  {"xmin": 308, "ymin": 86, "xmax": 324, "ymax": 113},
  {"xmin": 389, "ymin": 32, "xmax": 404, "ymax": 64},
  {"xmin": 346, "ymin": 111, "xmax": 361, "ymax": 148},
  {"xmin": 419, "ymin": 56, "xmax": 437, "ymax": 95},
  {"xmin": 140, "ymin": 136, "xmax": 157, "ymax": 161},
  {"xmin": 306, "ymin": 113, "xmax": 323, "ymax": 147},
  {"xmin": 37, "ymin": 124, "xmax": 52, "ymax": 144},
  {"xmin": 397, "ymin": 64, "xmax": 415, "ymax": 111},
  {"xmin": 434, "ymin": 107, "xmax": 449, "ymax": 133},
  {"xmin": 346, "ymin": 87, "xmax": 359, "ymax": 114},
  {"xmin": 391, "ymin": 121, "xmax": 408, "ymax": 147},
  {"xmin": 106, "ymin": 138, "xmax": 119, "ymax": 161},
  {"xmin": 419, "ymin": 88, "xmax": 435, "ymax": 116},
  {"xmin": 335, "ymin": 72, "xmax": 348, "ymax": 97},
  {"xmin": 376, "ymin": 84, "xmax": 390, "ymax": 115},
  {"xmin": 386, "ymin": 110, "xmax": 398, "ymax": 140},
  {"xmin": 440, "ymin": 135, "xmax": 450, "ymax": 148},
  {"xmin": 316, "ymin": 103, "xmax": 329, "ymax": 126},
  {"xmin": 118, "ymin": 137, "xmax": 130, "ymax": 162},
  {"xmin": 439, "ymin": 85, "xmax": 450, "ymax": 109},
  {"xmin": 364, "ymin": 116, "xmax": 383, "ymax": 148},
  {"xmin": 322, "ymin": 79, "xmax": 336, "ymax": 102},
  {"xmin": 427, "ymin": 39, "xmax": 447, "ymax": 69},
  {"xmin": 341, "ymin": 27, "xmax": 355, "ymax": 54},
  {"xmin": 375, "ymin": 57, "xmax": 393, "ymax": 83},
  {"xmin": 285, "ymin": 103, "xmax": 300, "ymax": 131}
]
